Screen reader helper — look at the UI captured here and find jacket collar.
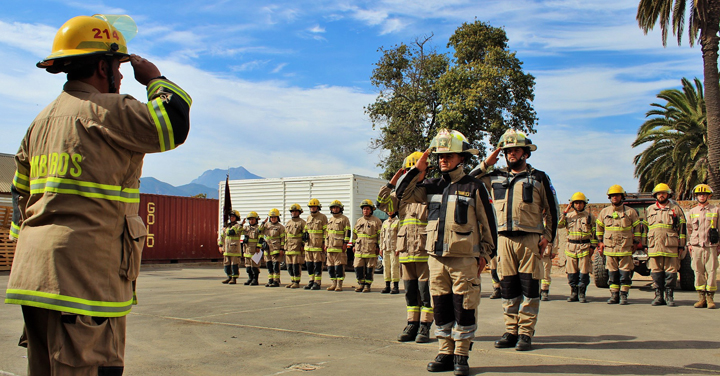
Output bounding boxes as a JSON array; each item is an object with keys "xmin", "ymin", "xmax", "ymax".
[{"xmin": 64, "ymin": 80, "xmax": 101, "ymax": 94}]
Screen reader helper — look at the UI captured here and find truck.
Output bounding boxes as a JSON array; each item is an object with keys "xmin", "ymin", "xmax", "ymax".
[{"xmin": 592, "ymin": 193, "xmax": 695, "ymax": 291}]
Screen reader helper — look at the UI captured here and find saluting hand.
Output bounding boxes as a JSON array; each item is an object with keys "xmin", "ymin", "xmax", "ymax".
[
  {"xmin": 130, "ymin": 54, "xmax": 162, "ymax": 86},
  {"xmin": 415, "ymin": 149, "xmax": 431, "ymax": 172},
  {"xmin": 485, "ymin": 147, "xmax": 502, "ymax": 167},
  {"xmin": 390, "ymin": 168, "xmax": 404, "ymax": 186}
]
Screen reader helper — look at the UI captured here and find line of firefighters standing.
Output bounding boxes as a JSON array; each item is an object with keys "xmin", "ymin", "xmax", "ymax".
[{"xmin": 218, "ymin": 128, "xmax": 719, "ymax": 376}]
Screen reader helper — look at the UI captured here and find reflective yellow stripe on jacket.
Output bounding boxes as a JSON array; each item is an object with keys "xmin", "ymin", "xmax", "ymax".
[
  {"xmin": 30, "ymin": 177, "xmax": 140, "ymax": 203},
  {"xmin": 13, "ymin": 171, "xmax": 30, "ymax": 192},
  {"xmin": 5, "ymin": 289, "xmax": 133, "ymax": 317}
]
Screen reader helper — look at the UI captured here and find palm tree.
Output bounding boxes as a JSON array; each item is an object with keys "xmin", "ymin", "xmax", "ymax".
[
  {"xmin": 633, "ymin": 78, "xmax": 708, "ymax": 199},
  {"xmin": 637, "ymin": 0, "xmax": 720, "ymax": 193}
]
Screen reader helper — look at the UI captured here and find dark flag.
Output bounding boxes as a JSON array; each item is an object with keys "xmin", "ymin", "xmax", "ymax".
[{"xmin": 223, "ymin": 174, "xmax": 231, "ymax": 227}]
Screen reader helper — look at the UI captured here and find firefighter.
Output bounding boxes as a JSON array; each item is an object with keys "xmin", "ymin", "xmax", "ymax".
[
  {"xmin": 596, "ymin": 185, "xmax": 644, "ymax": 305},
  {"xmin": 687, "ymin": 184, "xmax": 719, "ymax": 309},
  {"xmin": 326, "ymin": 200, "xmax": 351, "ymax": 291},
  {"xmin": 471, "ymin": 129, "xmax": 558, "ymax": 352},
  {"xmin": 379, "ymin": 196, "xmax": 400, "ymax": 294},
  {"xmin": 218, "ymin": 210, "xmax": 243, "ymax": 284},
  {"xmin": 5, "ymin": 14, "xmax": 191, "ymax": 375},
  {"xmin": 242, "ymin": 211, "xmax": 264, "ymax": 286},
  {"xmin": 488, "ymin": 257, "xmax": 502, "ymax": 299},
  {"xmin": 645, "ymin": 184, "xmax": 687, "ymax": 307},
  {"xmin": 379, "ymin": 152, "xmax": 434, "ymax": 344},
  {"xmin": 399, "ymin": 129, "xmax": 496, "ymax": 375},
  {"xmin": 263, "ymin": 209, "xmax": 285, "ymax": 287},
  {"xmin": 285, "ymin": 204, "xmax": 307, "ymax": 288},
  {"xmin": 352, "ymin": 200, "xmax": 383, "ymax": 292},
  {"xmin": 557, "ymin": 192, "xmax": 597, "ymax": 303},
  {"xmin": 304, "ymin": 199, "xmax": 328, "ymax": 290}
]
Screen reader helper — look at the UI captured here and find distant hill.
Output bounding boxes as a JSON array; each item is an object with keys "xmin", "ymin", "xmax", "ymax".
[
  {"xmin": 191, "ymin": 166, "xmax": 262, "ymax": 188},
  {"xmin": 140, "ymin": 166, "xmax": 262, "ymax": 199}
]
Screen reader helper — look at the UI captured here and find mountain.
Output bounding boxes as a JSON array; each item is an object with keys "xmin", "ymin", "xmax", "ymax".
[
  {"xmin": 191, "ymin": 166, "xmax": 262, "ymax": 188},
  {"xmin": 140, "ymin": 166, "xmax": 262, "ymax": 199}
]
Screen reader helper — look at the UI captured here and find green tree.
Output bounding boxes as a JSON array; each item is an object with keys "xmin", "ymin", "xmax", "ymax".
[
  {"xmin": 633, "ymin": 78, "xmax": 708, "ymax": 199},
  {"xmin": 366, "ymin": 21, "xmax": 537, "ymax": 179},
  {"xmin": 637, "ymin": 0, "xmax": 720, "ymax": 193},
  {"xmin": 436, "ymin": 21, "xmax": 537, "ymax": 151},
  {"xmin": 366, "ymin": 35, "xmax": 449, "ymax": 179}
]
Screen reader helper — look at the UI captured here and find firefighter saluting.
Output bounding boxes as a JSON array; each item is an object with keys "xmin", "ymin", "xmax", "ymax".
[
  {"xmin": 6, "ymin": 14, "xmax": 191, "ymax": 374},
  {"xmin": 558, "ymin": 193, "xmax": 597, "ymax": 303},
  {"xmin": 399, "ymin": 129, "xmax": 496, "ymax": 375}
]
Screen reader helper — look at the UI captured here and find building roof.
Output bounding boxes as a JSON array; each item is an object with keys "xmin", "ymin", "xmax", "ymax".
[{"xmin": 0, "ymin": 153, "xmax": 15, "ymax": 194}]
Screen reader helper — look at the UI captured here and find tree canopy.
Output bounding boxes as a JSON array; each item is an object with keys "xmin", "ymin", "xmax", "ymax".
[{"xmin": 366, "ymin": 21, "xmax": 537, "ymax": 179}]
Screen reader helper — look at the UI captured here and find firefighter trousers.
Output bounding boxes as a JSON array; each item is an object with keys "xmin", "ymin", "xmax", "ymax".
[
  {"xmin": 402, "ymin": 262, "xmax": 433, "ymax": 323},
  {"xmin": 428, "ymin": 256, "xmax": 480, "ymax": 356},
  {"xmin": 692, "ymin": 246, "xmax": 718, "ymax": 291},
  {"xmin": 497, "ymin": 233, "xmax": 541, "ymax": 337},
  {"xmin": 383, "ymin": 250, "xmax": 400, "ymax": 282},
  {"xmin": 22, "ymin": 305, "xmax": 126, "ymax": 376},
  {"xmin": 606, "ymin": 255, "xmax": 633, "ymax": 292}
]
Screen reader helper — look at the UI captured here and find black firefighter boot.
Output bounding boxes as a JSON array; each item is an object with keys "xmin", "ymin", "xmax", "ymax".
[
  {"xmin": 666, "ymin": 288, "xmax": 676, "ymax": 307},
  {"xmin": 251, "ymin": 267, "xmax": 260, "ymax": 285},
  {"xmin": 397, "ymin": 321, "xmax": 419, "ymax": 342},
  {"xmin": 453, "ymin": 355, "xmax": 470, "ymax": 375},
  {"xmin": 578, "ymin": 286, "xmax": 588, "ymax": 303},
  {"xmin": 567, "ymin": 273, "xmax": 579, "ymax": 301},
  {"xmin": 540, "ymin": 289, "xmax": 550, "ymax": 301},
  {"xmin": 391, "ymin": 281, "xmax": 400, "ymax": 294},
  {"xmin": 567, "ymin": 287, "xmax": 578, "ymax": 302},
  {"xmin": 665, "ymin": 272, "xmax": 677, "ymax": 307},
  {"xmin": 651, "ymin": 272, "xmax": 666, "ymax": 306},
  {"xmin": 222, "ymin": 265, "xmax": 232, "ymax": 284},
  {"xmin": 304, "ymin": 262, "xmax": 315, "ymax": 289},
  {"xmin": 607, "ymin": 291, "xmax": 619, "ymax": 304},
  {"xmin": 489, "ymin": 287, "xmax": 502, "ymax": 299},
  {"xmin": 619, "ymin": 291, "xmax": 629, "ymax": 305},
  {"xmin": 416, "ymin": 322, "xmax": 431, "ymax": 343},
  {"xmin": 381, "ymin": 281, "xmax": 391, "ymax": 294},
  {"xmin": 243, "ymin": 267, "xmax": 253, "ymax": 285},
  {"xmin": 427, "ymin": 354, "xmax": 454, "ymax": 373}
]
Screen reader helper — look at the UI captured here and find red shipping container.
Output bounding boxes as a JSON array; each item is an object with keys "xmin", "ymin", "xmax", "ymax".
[{"xmin": 138, "ymin": 194, "xmax": 220, "ymax": 263}]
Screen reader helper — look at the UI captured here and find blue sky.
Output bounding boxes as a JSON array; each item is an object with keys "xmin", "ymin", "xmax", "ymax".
[{"xmin": 0, "ymin": 0, "xmax": 703, "ymax": 202}]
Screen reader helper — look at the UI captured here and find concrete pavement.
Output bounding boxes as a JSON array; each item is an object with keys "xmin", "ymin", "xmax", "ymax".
[{"xmin": 1, "ymin": 265, "xmax": 719, "ymax": 375}]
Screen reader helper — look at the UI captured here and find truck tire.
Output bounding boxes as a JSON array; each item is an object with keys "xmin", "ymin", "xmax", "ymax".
[
  {"xmin": 679, "ymin": 254, "xmax": 695, "ymax": 291},
  {"xmin": 593, "ymin": 253, "xmax": 609, "ymax": 288}
]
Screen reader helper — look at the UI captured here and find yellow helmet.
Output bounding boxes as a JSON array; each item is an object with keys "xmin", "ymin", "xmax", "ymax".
[
  {"xmin": 651, "ymin": 183, "xmax": 673, "ymax": 197},
  {"xmin": 329, "ymin": 200, "xmax": 344, "ymax": 209},
  {"xmin": 268, "ymin": 208, "xmax": 280, "ymax": 217},
  {"xmin": 38, "ymin": 15, "xmax": 135, "ymax": 73},
  {"xmin": 606, "ymin": 185, "xmax": 626, "ymax": 197},
  {"xmin": 289, "ymin": 203, "xmax": 304, "ymax": 213},
  {"xmin": 229, "ymin": 210, "xmax": 241, "ymax": 219},
  {"xmin": 360, "ymin": 199, "xmax": 376, "ymax": 211},
  {"xmin": 404, "ymin": 151, "xmax": 424, "ymax": 168},
  {"xmin": 246, "ymin": 211, "xmax": 260, "ymax": 219},
  {"xmin": 429, "ymin": 129, "xmax": 479, "ymax": 156},
  {"xmin": 307, "ymin": 198, "xmax": 322, "ymax": 208},
  {"xmin": 497, "ymin": 129, "xmax": 537, "ymax": 151},
  {"xmin": 693, "ymin": 184, "xmax": 713, "ymax": 196},
  {"xmin": 569, "ymin": 192, "xmax": 589, "ymax": 203}
]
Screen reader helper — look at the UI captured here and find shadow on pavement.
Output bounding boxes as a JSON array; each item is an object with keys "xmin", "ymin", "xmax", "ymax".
[{"xmin": 469, "ymin": 363, "xmax": 719, "ymax": 375}]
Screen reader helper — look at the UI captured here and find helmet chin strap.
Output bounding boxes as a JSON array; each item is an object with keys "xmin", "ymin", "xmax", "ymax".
[{"xmin": 104, "ymin": 57, "xmax": 118, "ymax": 93}]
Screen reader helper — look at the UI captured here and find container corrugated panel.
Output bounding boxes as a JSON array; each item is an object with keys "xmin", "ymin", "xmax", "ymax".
[
  {"xmin": 139, "ymin": 194, "xmax": 220, "ymax": 263},
  {"xmin": 219, "ymin": 174, "xmax": 385, "ymax": 227}
]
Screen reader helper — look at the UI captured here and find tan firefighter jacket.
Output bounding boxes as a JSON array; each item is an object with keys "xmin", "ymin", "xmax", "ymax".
[
  {"xmin": 353, "ymin": 215, "xmax": 383, "ymax": 258},
  {"xmin": 398, "ymin": 167, "xmax": 496, "ymax": 260},
  {"xmin": 471, "ymin": 163, "xmax": 559, "ymax": 244},
  {"xmin": 285, "ymin": 217, "xmax": 307, "ymax": 255},
  {"xmin": 558, "ymin": 210, "xmax": 597, "ymax": 258},
  {"xmin": 645, "ymin": 201, "xmax": 686, "ymax": 257},
  {"xmin": 6, "ymin": 78, "xmax": 191, "ymax": 317},
  {"xmin": 263, "ymin": 221, "xmax": 286, "ymax": 256},
  {"xmin": 687, "ymin": 203, "xmax": 720, "ymax": 247},
  {"xmin": 305, "ymin": 212, "xmax": 328, "ymax": 252},
  {"xmin": 243, "ymin": 223, "xmax": 264, "ymax": 258},
  {"xmin": 326, "ymin": 213, "xmax": 351, "ymax": 253},
  {"xmin": 596, "ymin": 205, "xmax": 643, "ymax": 257},
  {"xmin": 219, "ymin": 222, "xmax": 243, "ymax": 256},
  {"xmin": 378, "ymin": 183, "xmax": 429, "ymax": 262},
  {"xmin": 380, "ymin": 215, "xmax": 399, "ymax": 253}
]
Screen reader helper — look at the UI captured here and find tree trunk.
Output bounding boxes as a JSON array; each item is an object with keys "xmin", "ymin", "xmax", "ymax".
[{"xmin": 701, "ymin": 3, "xmax": 720, "ymax": 192}]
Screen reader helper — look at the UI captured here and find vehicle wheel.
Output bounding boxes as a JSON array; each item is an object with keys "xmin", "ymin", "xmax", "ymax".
[
  {"xmin": 679, "ymin": 253, "xmax": 695, "ymax": 291},
  {"xmin": 593, "ymin": 253, "xmax": 609, "ymax": 288}
]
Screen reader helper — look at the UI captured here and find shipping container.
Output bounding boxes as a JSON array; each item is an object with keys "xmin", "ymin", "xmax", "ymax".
[
  {"xmin": 138, "ymin": 194, "xmax": 220, "ymax": 263},
  {"xmin": 218, "ymin": 174, "xmax": 386, "ymax": 227}
]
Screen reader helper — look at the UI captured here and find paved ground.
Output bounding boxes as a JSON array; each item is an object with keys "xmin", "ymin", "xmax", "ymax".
[{"xmin": 1, "ymin": 265, "xmax": 719, "ymax": 376}]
